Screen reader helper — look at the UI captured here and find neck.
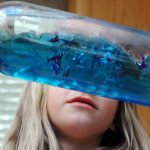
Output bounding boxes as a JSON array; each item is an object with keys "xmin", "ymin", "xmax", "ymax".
[{"xmin": 58, "ymin": 134, "xmax": 102, "ymax": 150}]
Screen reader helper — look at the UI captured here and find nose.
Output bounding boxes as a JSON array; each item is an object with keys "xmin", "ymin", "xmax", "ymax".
[{"xmin": 72, "ymin": 90, "xmax": 95, "ymax": 100}]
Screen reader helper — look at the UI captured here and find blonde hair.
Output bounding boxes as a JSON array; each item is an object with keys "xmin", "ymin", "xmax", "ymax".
[{"xmin": 3, "ymin": 82, "xmax": 150, "ymax": 150}]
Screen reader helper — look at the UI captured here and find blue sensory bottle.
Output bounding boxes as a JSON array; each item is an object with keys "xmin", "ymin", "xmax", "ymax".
[{"xmin": 0, "ymin": 1, "xmax": 150, "ymax": 106}]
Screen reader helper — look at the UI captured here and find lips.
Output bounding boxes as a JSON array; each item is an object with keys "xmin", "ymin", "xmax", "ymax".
[{"xmin": 67, "ymin": 96, "xmax": 97, "ymax": 109}]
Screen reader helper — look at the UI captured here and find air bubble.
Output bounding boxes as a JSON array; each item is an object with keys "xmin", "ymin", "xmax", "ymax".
[{"xmin": 81, "ymin": 42, "xmax": 87, "ymax": 49}]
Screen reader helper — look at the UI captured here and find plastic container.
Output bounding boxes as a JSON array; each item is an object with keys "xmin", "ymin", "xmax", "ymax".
[{"xmin": 0, "ymin": 1, "xmax": 150, "ymax": 106}]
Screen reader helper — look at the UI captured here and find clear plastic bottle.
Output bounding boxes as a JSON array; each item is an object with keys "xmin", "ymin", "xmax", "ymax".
[{"xmin": 0, "ymin": 1, "xmax": 150, "ymax": 106}]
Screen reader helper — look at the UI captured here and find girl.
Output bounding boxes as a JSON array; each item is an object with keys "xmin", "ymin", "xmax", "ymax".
[{"xmin": 3, "ymin": 82, "xmax": 150, "ymax": 150}]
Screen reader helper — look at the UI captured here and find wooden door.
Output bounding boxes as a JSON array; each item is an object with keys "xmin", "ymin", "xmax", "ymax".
[{"xmin": 67, "ymin": 0, "xmax": 150, "ymax": 137}]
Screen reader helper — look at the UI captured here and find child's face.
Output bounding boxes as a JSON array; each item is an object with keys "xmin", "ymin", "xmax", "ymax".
[{"xmin": 47, "ymin": 85, "xmax": 119, "ymax": 139}]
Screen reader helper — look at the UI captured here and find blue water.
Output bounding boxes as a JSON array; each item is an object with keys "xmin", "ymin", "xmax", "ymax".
[{"xmin": 0, "ymin": 32, "xmax": 150, "ymax": 106}]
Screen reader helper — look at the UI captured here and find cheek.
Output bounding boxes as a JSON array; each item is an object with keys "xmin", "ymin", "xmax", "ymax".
[
  {"xmin": 47, "ymin": 88, "xmax": 62, "ymax": 120},
  {"xmin": 102, "ymin": 100, "xmax": 118, "ymax": 116},
  {"xmin": 95, "ymin": 99, "xmax": 119, "ymax": 132}
]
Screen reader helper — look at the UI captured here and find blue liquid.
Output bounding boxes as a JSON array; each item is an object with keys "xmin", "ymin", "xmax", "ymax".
[{"xmin": 0, "ymin": 32, "xmax": 150, "ymax": 106}]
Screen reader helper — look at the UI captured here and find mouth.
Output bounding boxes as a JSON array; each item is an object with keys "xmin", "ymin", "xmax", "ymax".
[{"xmin": 67, "ymin": 96, "xmax": 97, "ymax": 110}]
